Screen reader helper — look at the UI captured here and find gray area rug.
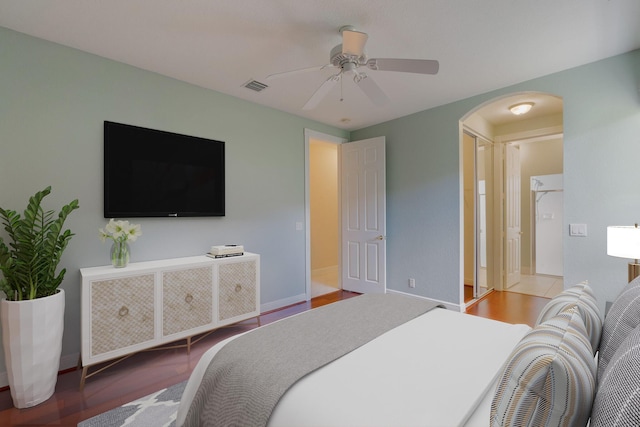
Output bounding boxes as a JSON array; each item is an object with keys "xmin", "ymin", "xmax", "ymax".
[{"xmin": 78, "ymin": 381, "xmax": 186, "ymax": 427}]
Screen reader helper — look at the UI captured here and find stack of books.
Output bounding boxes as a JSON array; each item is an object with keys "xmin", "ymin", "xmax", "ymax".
[{"xmin": 206, "ymin": 245, "xmax": 244, "ymax": 258}]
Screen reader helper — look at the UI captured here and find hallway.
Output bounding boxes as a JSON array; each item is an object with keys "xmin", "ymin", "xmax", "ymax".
[
  {"xmin": 465, "ymin": 289, "xmax": 550, "ymax": 326},
  {"xmin": 311, "ymin": 266, "xmax": 340, "ymax": 298},
  {"xmin": 507, "ymin": 274, "xmax": 563, "ymax": 298}
]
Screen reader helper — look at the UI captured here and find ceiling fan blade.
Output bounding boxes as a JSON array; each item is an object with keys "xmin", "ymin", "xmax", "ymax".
[
  {"xmin": 303, "ymin": 73, "xmax": 340, "ymax": 110},
  {"xmin": 342, "ymin": 29, "xmax": 368, "ymax": 57},
  {"xmin": 266, "ymin": 64, "xmax": 332, "ymax": 80},
  {"xmin": 355, "ymin": 74, "xmax": 389, "ymax": 106},
  {"xmin": 366, "ymin": 58, "xmax": 439, "ymax": 75}
]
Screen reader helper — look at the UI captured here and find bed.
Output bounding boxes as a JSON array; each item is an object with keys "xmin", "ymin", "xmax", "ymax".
[
  {"xmin": 176, "ymin": 281, "xmax": 640, "ymax": 427},
  {"xmin": 176, "ymin": 293, "xmax": 530, "ymax": 427}
]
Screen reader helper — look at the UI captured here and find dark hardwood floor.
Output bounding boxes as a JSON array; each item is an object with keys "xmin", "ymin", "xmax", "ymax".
[
  {"xmin": 0, "ymin": 289, "xmax": 548, "ymax": 426},
  {"xmin": 465, "ymin": 289, "xmax": 550, "ymax": 326}
]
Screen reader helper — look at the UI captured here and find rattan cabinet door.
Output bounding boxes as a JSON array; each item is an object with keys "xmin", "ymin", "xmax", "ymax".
[
  {"xmin": 217, "ymin": 259, "xmax": 257, "ymax": 324},
  {"xmin": 90, "ymin": 274, "xmax": 156, "ymax": 358},
  {"xmin": 162, "ymin": 266, "xmax": 213, "ymax": 337}
]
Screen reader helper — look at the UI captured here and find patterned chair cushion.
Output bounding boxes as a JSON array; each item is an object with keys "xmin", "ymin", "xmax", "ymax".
[
  {"xmin": 535, "ymin": 282, "xmax": 602, "ymax": 354},
  {"xmin": 590, "ymin": 324, "xmax": 640, "ymax": 427},
  {"xmin": 491, "ymin": 307, "xmax": 596, "ymax": 427},
  {"xmin": 598, "ymin": 276, "xmax": 640, "ymax": 380}
]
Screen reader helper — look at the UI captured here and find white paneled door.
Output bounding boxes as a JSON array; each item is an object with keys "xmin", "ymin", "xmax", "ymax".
[
  {"xmin": 340, "ymin": 137, "xmax": 386, "ymax": 294},
  {"xmin": 505, "ymin": 143, "xmax": 522, "ymax": 287}
]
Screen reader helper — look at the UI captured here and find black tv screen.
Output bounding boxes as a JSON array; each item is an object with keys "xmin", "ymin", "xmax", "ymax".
[{"xmin": 104, "ymin": 121, "xmax": 225, "ymax": 218}]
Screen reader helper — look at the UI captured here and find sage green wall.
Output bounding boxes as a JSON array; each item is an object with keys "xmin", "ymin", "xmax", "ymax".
[
  {"xmin": 0, "ymin": 27, "xmax": 348, "ymax": 380},
  {"xmin": 352, "ymin": 49, "xmax": 640, "ymax": 313}
]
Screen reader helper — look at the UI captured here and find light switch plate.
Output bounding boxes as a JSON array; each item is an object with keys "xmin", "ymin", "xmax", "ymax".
[{"xmin": 569, "ymin": 223, "xmax": 587, "ymax": 236}]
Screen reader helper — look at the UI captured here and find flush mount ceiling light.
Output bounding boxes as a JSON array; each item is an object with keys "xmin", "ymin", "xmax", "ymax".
[{"xmin": 509, "ymin": 102, "xmax": 534, "ymax": 115}]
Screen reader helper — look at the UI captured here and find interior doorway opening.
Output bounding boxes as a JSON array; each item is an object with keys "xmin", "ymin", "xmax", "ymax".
[
  {"xmin": 505, "ymin": 140, "xmax": 564, "ymax": 299},
  {"xmin": 460, "ymin": 92, "xmax": 564, "ymax": 307},
  {"xmin": 309, "ymin": 139, "xmax": 341, "ymax": 297},
  {"xmin": 304, "ymin": 129, "xmax": 347, "ymax": 300},
  {"xmin": 304, "ymin": 130, "xmax": 387, "ymax": 299}
]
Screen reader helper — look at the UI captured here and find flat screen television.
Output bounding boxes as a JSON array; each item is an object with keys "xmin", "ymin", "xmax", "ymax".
[{"xmin": 104, "ymin": 121, "xmax": 225, "ymax": 218}]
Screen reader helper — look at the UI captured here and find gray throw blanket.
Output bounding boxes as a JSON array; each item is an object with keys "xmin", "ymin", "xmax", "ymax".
[{"xmin": 181, "ymin": 293, "xmax": 440, "ymax": 427}]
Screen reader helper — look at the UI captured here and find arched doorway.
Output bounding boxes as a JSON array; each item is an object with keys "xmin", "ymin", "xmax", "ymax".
[{"xmin": 460, "ymin": 92, "xmax": 564, "ymax": 306}]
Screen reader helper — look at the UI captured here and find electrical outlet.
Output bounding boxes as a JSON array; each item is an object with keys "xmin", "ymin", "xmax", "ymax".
[{"xmin": 408, "ymin": 278, "xmax": 416, "ymax": 288}]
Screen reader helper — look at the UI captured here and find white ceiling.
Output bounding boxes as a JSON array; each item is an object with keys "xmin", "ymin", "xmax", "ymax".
[{"xmin": 1, "ymin": 0, "xmax": 639, "ymax": 130}]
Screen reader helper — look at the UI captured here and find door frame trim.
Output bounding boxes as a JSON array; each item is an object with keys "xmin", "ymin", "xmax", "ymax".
[
  {"xmin": 496, "ymin": 126, "xmax": 563, "ymax": 286},
  {"xmin": 304, "ymin": 129, "xmax": 348, "ymax": 301}
]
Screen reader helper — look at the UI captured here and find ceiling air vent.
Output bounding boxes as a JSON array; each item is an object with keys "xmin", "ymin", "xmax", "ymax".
[{"xmin": 243, "ymin": 80, "xmax": 268, "ymax": 92}]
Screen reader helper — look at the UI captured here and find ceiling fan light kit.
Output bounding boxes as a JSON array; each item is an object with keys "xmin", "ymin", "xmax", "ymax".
[
  {"xmin": 340, "ymin": 25, "xmax": 368, "ymax": 57},
  {"xmin": 271, "ymin": 25, "xmax": 439, "ymax": 110}
]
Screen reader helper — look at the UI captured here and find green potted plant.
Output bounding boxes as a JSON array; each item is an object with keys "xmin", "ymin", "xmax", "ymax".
[{"xmin": 0, "ymin": 186, "xmax": 79, "ymax": 408}]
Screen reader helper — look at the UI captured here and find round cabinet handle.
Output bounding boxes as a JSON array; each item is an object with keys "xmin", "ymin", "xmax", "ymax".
[
  {"xmin": 185, "ymin": 293, "xmax": 193, "ymax": 304},
  {"xmin": 235, "ymin": 284, "xmax": 242, "ymax": 293},
  {"xmin": 118, "ymin": 306, "xmax": 129, "ymax": 317}
]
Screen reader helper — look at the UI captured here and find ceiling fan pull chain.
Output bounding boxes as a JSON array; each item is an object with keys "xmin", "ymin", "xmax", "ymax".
[{"xmin": 340, "ymin": 74, "xmax": 344, "ymax": 102}]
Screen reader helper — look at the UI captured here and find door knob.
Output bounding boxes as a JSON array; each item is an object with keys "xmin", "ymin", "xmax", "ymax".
[{"xmin": 376, "ymin": 235, "xmax": 385, "ymax": 240}]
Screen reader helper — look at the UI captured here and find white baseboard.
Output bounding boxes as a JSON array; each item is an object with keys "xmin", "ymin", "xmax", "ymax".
[
  {"xmin": 260, "ymin": 293, "xmax": 307, "ymax": 314},
  {"xmin": 386, "ymin": 289, "xmax": 463, "ymax": 312},
  {"xmin": 60, "ymin": 352, "xmax": 80, "ymax": 372},
  {"xmin": 0, "ymin": 352, "xmax": 80, "ymax": 389}
]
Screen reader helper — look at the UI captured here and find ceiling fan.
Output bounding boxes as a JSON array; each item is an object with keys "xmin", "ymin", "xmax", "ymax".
[{"xmin": 267, "ymin": 25, "xmax": 439, "ymax": 110}]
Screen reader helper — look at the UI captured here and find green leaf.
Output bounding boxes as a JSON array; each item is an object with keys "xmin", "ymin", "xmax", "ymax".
[{"xmin": 0, "ymin": 187, "xmax": 79, "ymax": 300}]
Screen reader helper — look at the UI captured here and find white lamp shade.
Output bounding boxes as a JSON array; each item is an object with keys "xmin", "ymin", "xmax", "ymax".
[{"xmin": 607, "ymin": 226, "xmax": 640, "ymax": 259}]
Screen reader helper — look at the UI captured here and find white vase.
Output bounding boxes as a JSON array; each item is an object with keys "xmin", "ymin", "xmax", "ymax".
[{"xmin": 0, "ymin": 289, "xmax": 65, "ymax": 408}]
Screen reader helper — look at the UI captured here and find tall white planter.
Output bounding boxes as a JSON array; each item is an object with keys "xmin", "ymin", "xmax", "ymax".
[{"xmin": 0, "ymin": 289, "xmax": 65, "ymax": 408}]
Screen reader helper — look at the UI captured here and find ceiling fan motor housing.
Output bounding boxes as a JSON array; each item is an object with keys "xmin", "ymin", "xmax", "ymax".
[{"xmin": 330, "ymin": 44, "xmax": 365, "ymax": 71}]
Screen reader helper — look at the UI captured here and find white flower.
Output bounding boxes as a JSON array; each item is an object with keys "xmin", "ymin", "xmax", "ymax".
[
  {"xmin": 98, "ymin": 219, "xmax": 142, "ymax": 243},
  {"xmin": 125, "ymin": 223, "xmax": 142, "ymax": 242},
  {"xmin": 105, "ymin": 219, "xmax": 116, "ymax": 233}
]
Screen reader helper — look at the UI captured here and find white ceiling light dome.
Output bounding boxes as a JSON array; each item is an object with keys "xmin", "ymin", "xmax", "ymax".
[{"xmin": 509, "ymin": 102, "xmax": 534, "ymax": 115}]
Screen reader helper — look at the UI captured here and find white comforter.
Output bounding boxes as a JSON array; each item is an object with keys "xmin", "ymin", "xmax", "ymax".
[{"xmin": 177, "ymin": 307, "xmax": 530, "ymax": 427}]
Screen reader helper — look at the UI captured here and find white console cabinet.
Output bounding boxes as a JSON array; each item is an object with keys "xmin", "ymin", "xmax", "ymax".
[{"xmin": 80, "ymin": 253, "xmax": 259, "ymax": 387}]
